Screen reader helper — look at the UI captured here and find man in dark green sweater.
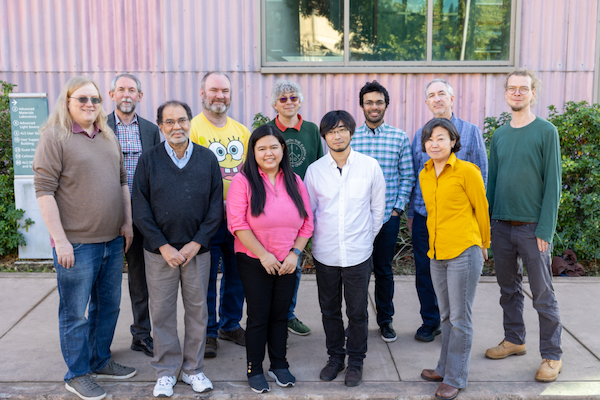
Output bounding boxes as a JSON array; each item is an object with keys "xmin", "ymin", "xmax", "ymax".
[
  {"xmin": 485, "ymin": 69, "xmax": 563, "ymax": 383},
  {"xmin": 267, "ymin": 79, "xmax": 324, "ymax": 337}
]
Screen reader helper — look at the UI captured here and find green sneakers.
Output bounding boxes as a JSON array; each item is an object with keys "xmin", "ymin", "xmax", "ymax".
[{"xmin": 287, "ymin": 318, "xmax": 311, "ymax": 336}]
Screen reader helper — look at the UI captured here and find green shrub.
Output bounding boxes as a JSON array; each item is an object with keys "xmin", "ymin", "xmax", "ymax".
[
  {"xmin": 0, "ymin": 80, "xmax": 33, "ymax": 256},
  {"xmin": 252, "ymin": 112, "xmax": 270, "ymax": 131},
  {"xmin": 484, "ymin": 101, "xmax": 600, "ymax": 260}
]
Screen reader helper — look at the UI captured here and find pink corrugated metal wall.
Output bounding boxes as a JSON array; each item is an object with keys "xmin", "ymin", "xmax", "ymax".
[{"xmin": 0, "ymin": 0, "xmax": 596, "ymax": 138}]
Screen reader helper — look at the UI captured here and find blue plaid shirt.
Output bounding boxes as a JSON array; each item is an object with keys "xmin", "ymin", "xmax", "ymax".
[
  {"xmin": 115, "ymin": 114, "xmax": 142, "ymax": 195},
  {"xmin": 407, "ymin": 114, "xmax": 488, "ymax": 218},
  {"xmin": 352, "ymin": 121, "xmax": 415, "ymax": 224}
]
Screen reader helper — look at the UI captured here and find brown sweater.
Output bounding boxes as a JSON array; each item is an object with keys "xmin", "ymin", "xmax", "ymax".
[{"xmin": 33, "ymin": 128, "xmax": 127, "ymax": 243}]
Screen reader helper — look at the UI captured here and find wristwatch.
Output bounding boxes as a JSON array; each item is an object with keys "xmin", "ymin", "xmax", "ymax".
[{"xmin": 290, "ymin": 247, "xmax": 302, "ymax": 256}]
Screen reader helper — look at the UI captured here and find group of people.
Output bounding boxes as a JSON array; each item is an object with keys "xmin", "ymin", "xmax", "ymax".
[{"xmin": 31, "ymin": 68, "xmax": 562, "ymax": 400}]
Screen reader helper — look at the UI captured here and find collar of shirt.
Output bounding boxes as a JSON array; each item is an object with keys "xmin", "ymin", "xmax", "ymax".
[
  {"xmin": 364, "ymin": 121, "xmax": 387, "ymax": 135},
  {"xmin": 72, "ymin": 121, "xmax": 100, "ymax": 139},
  {"xmin": 423, "ymin": 152, "xmax": 457, "ymax": 174},
  {"xmin": 275, "ymin": 114, "xmax": 303, "ymax": 131},
  {"xmin": 164, "ymin": 139, "xmax": 194, "ymax": 169},
  {"xmin": 115, "ymin": 112, "xmax": 139, "ymax": 127},
  {"xmin": 325, "ymin": 147, "xmax": 355, "ymax": 170}
]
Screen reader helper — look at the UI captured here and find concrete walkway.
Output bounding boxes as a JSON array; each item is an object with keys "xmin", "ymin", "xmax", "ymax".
[{"xmin": 1, "ymin": 272, "xmax": 599, "ymax": 399}]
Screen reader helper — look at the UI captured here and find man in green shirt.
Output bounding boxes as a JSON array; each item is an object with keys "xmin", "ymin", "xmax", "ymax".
[
  {"xmin": 485, "ymin": 69, "xmax": 563, "ymax": 383},
  {"xmin": 267, "ymin": 79, "xmax": 324, "ymax": 337}
]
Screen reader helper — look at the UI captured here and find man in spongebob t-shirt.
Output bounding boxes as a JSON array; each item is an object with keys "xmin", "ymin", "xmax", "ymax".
[{"xmin": 190, "ymin": 71, "xmax": 250, "ymax": 358}]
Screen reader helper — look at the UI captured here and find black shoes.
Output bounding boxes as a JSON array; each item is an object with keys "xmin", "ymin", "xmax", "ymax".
[
  {"xmin": 319, "ymin": 360, "xmax": 345, "ymax": 381},
  {"xmin": 204, "ymin": 337, "xmax": 219, "ymax": 358},
  {"xmin": 131, "ymin": 337, "xmax": 154, "ymax": 357},
  {"xmin": 415, "ymin": 324, "xmax": 442, "ymax": 342},
  {"xmin": 218, "ymin": 327, "xmax": 246, "ymax": 346},
  {"xmin": 379, "ymin": 322, "xmax": 397, "ymax": 342},
  {"xmin": 344, "ymin": 365, "xmax": 363, "ymax": 387}
]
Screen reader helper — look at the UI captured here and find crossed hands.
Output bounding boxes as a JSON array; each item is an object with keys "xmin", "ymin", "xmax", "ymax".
[
  {"xmin": 159, "ymin": 242, "xmax": 202, "ymax": 268},
  {"xmin": 260, "ymin": 252, "xmax": 297, "ymax": 275}
]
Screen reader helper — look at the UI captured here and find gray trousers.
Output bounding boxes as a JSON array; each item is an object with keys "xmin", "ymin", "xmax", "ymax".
[
  {"xmin": 431, "ymin": 245, "xmax": 483, "ymax": 389},
  {"xmin": 144, "ymin": 249, "xmax": 210, "ymax": 378},
  {"xmin": 491, "ymin": 220, "xmax": 562, "ymax": 360}
]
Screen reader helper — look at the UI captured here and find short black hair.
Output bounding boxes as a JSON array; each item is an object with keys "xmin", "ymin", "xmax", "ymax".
[
  {"xmin": 421, "ymin": 118, "xmax": 462, "ymax": 153},
  {"xmin": 359, "ymin": 80, "xmax": 389, "ymax": 107},
  {"xmin": 156, "ymin": 100, "xmax": 193, "ymax": 125},
  {"xmin": 319, "ymin": 110, "xmax": 356, "ymax": 139}
]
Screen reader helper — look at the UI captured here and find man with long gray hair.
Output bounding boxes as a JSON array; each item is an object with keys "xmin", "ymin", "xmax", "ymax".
[
  {"xmin": 407, "ymin": 78, "xmax": 487, "ymax": 343},
  {"xmin": 267, "ymin": 79, "xmax": 324, "ymax": 337}
]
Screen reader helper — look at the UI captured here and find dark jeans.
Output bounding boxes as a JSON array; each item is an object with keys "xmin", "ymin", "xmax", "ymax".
[
  {"xmin": 236, "ymin": 252, "xmax": 296, "ymax": 377},
  {"xmin": 491, "ymin": 220, "xmax": 562, "ymax": 360},
  {"xmin": 125, "ymin": 222, "xmax": 151, "ymax": 341},
  {"xmin": 412, "ymin": 212, "xmax": 440, "ymax": 327},
  {"xmin": 207, "ymin": 221, "xmax": 245, "ymax": 337},
  {"xmin": 373, "ymin": 215, "xmax": 400, "ymax": 326},
  {"xmin": 315, "ymin": 256, "xmax": 372, "ymax": 367}
]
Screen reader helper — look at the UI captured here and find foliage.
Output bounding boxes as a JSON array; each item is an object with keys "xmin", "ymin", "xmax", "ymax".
[
  {"xmin": 483, "ymin": 111, "xmax": 511, "ymax": 157},
  {"xmin": 484, "ymin": 102, "xmax": 600, "ymax": 261},
  {"xmin": 0, "ymin": 81, "xmax": 34, "ymax": 256},
  {"xmin": 252, "ymin": 112, "xmax": 271, "ymax": 131}
]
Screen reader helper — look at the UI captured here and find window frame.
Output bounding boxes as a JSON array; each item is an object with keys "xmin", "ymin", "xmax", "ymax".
[{"xmin": 260, "ymin": 0, "xmax": 521, "ymax": 73}]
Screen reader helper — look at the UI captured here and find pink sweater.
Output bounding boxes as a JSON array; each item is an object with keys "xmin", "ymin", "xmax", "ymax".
[{"xmin": 226, "ymin": 169, "xmax": 313, "ymax": 261}]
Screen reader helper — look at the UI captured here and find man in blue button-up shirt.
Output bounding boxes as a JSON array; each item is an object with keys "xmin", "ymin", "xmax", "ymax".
[
  {"xmin": 352, "ymin": 81, "xmax": 415, "ymax": 343},
  {"xmin": 407, "ymin": 79, "xmax": 488, "ymax": 343}
]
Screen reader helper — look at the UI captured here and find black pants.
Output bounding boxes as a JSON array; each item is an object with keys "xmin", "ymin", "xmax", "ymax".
[
  {"xmin": 315, "ymin": 257, "xmax": 372, "ymax": 367},
  {"xmin": 125, "ymin": 222, "xmax": 151, "ymax": 340},
  {"xmin": 236, "ymin": 253, "xmax": 296, "ymax": 377}
]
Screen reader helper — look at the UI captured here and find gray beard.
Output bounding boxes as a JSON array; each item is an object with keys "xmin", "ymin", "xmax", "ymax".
[
  {"xmin": 203, "ymin": 99, "xmax": 229, "ymax": 115},
  {"xmin": 117, "ymin": 101, "xmax": 136, "ymax": 114}
]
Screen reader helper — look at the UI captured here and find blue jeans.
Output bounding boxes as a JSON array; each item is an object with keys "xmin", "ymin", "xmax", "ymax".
[
  {"xmin": 286, "ymin": 255, "xmax": 303, "ymax": 321},
  {"xmin": 413, "ymin": 212, "xmax": 440, "ymax": 327},
  {"xmin": 207, "ymin": 221, "xmax": 245, "ymax": 337},
  {"xmin": 373, "ymin": 215, "xmax": 400, "ymax": 326},
  {"xmin": 430, "ymin": 245, "xmax": 483, "ymax": 389},
  {"xmin": 54, "ymin": 236, "xmax": 124, "ymax": 382}
]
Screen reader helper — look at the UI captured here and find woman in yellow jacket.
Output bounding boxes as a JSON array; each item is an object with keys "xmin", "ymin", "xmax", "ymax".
[{"xmin": 418, "ymin": 118, "xmax": 490, "ymax": 400}]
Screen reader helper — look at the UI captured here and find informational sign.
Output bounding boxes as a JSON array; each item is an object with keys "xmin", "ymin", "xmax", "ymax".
[
  {"xmin": 9, "ymin": 94, "xmax": 48, "ymax": 176},
  {"xmin": 9, "ymin": 93, "xmax": 52, "ymax": 259}
]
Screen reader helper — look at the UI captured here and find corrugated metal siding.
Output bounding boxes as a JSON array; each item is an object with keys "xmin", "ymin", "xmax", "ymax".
[{"xmin": 0, "ymin": 0, "xmax": 596, "ymax": 139}]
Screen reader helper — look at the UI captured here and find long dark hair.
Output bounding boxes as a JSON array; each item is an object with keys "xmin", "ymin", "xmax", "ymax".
[{"xmin": 241, "ymin": 124, "xmax": 309, "ymax": 219}]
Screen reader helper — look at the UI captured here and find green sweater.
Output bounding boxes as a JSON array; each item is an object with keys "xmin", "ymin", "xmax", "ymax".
[
  {"xmin": 487, "ymin": 116, "xmax": 561, "ymax": 243},
  {"xmin": 267, "ymin": 118, "xmax": 323, "ymax": 179}
]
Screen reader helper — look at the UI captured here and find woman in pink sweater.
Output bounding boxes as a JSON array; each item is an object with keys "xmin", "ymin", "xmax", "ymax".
[{"xmin": 226, "ymin": 124, "xmax": 313, "ymax": 394}]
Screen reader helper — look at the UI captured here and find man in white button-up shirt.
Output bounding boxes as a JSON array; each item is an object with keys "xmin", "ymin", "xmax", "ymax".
[{"xmin": 304, "ymin": 110, "xmax": 385, "ymax": 387}]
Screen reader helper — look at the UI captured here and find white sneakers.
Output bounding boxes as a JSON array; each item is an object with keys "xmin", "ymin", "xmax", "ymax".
[
  {"xmin": 182, "ymin": 372, "xmax": 213, "ymax": 393},
  {"xmin": 153, "ymin": 376, "xmax": 176, "ymax": 398},
  {"xmin": 153, "ymin": 372, "xmax": 213, "ymax": 397}
]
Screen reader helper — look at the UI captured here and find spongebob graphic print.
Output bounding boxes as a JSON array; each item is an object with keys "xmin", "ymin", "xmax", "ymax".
[{"xmin": 189, "ymin": 112, "xmax": 250, "ymax": 199}]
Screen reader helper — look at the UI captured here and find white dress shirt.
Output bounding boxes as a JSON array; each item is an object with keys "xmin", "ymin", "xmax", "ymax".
[{"xmin": 304, "ymin": 148, "xmax": 386, "ymax": 267}]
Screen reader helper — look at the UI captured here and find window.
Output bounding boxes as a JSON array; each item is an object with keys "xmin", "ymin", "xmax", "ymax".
[{"xmin": 262, "ymin": 0, "xmax": 517, "ymax": 70}]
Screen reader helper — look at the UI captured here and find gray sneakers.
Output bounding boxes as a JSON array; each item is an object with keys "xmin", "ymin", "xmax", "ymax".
[
  {"xmin": 65, "ymin": 374, "xmax": 106, "ymax": 400},
  {"xmin": 93, "ymin": 360, "xmax": 137, "ymax": 379}
]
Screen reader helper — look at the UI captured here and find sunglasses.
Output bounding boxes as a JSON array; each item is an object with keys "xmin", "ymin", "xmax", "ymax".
[
  {"xmin": 69, "ymin": 96, "xmax": 102, "ymax": 105},
  {"xmin": 278, "ymin": 96, "xmax": 299, "ymax": 104}
]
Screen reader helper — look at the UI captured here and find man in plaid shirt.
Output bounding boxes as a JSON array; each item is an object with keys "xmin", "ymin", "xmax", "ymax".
[
  {"xmin": 351, "ymin": 81, "xmax": 415, "ymax": 343},
  {"xmin": 407, "ymin": 78, "xmax": 488, "ymax": 343},
  {"xmin": 108, "ymin": 73, "xmax": 161, "ymax": 358}
]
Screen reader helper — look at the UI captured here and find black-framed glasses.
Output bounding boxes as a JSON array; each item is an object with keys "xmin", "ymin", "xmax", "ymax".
[
  {"xmin": 327, "ymin": 126, "xmax": 349, "ymax": 136},
  {"xmin": 162, "ymin": 118, "xmax": 190, "ymax": 128},
  {"xmin": 69, "ymin": 96, "xmax": 102, "ymax": 104},
  {"xmin": 278, "ymin": 96, "xmax": 299, "ymax": 104},
  {"xmin": 506, "ymin": 86, "xmax": 531, "ymax": 95}
]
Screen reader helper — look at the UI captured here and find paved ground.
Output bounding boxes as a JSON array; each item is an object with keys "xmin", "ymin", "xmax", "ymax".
[{"xmin": 0, "ymin": 272, "xmax": 599, "ymax": 399}]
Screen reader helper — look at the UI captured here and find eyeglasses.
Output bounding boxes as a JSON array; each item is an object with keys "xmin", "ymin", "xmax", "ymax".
[
  {"xmin": 363, "ymin": 100, "xmax": 386, "ymax": 107},
  {"xmin": 162, "ymin": 118, "xmax": 190, "ymax": 128},
  {"xmin": 327, "ymin": 127, "xmax": 349, "ymax": 136},
  {"xmin": 278, "ymin": 96, "xmax": 299, "ymax": 104},
  {"xmin": 506, "ymin": 86, "xmax": 531, "ymax": 95},
  {"xmin": 69, "ymin": 96, "xmax": 102, "ymax": 104}
]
